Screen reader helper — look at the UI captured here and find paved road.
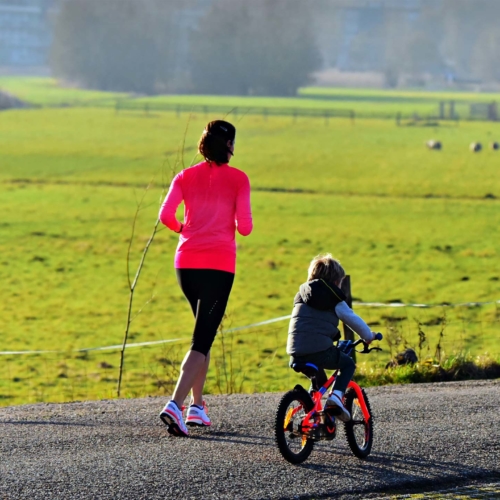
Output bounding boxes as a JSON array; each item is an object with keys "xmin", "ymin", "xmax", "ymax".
[{"xmin": 1, "ymin": 380, "xmax": 499, "ymax": 499}]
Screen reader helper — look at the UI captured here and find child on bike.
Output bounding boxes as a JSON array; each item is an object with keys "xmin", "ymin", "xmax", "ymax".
[{"xmin": 286, "ymin": 253, "xmax": 376, "ymax": 422}]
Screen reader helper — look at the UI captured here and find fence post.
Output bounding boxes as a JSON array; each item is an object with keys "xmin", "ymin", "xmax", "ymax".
[
  {"xmin": 488, "ymin": 102, "xmax": 498, "ymax": 121},
  {"xmin": 350, "ymin": 110, "xmax": 355, "ymax": 125},
  {"xmin": 396, "ymin": 112, "xmax": 401, "ymax": 126},
  {"xmin": 176, "ymin": 104, "xmax": 180, "ymax": 118},
  {"xmin": 324, "ymin": 110, "xmax": 329, "ymax": 126},
  {"xmin": 115, "ymin": 99, "xmax": 120, "ymax": 115},
  {"xmin": 340, "ymin": 275, "xmax": 356, "ymax": 362},
  {"xmin": 439, "ymin": 101, "xmax": 445, "ymax": 120}
]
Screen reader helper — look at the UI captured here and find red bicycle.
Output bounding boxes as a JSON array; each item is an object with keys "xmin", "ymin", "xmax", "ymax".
[{"xmin": 275, "ymin": 334, "xmax": 383, "ymax": 464}]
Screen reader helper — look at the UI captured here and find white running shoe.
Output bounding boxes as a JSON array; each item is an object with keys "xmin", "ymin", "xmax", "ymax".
[
  {"xmin": 159, "ymin": 401, "xmax": 188, "ymax": 437},
  {"xmin": 186, "ymin": 402, "xmax": 211, "ymax": 427},
  {"xmin": 325, "ymin": 393, "xmax": 351, "ymax": 422}
]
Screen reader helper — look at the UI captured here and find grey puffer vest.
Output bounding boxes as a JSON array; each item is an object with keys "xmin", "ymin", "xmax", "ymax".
[{"xmin": 286, "ymin": 279, "xmax": 346, "ymax": 356}]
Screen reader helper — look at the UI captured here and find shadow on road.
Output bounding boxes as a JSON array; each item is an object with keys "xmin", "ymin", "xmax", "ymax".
[
  {"xmin": 298, "ymin": 448, "xmax": 499, "ymax": 488},
  {"xmin": 189, "ymin": 429, "xmax": 274, "ymax": 447}
]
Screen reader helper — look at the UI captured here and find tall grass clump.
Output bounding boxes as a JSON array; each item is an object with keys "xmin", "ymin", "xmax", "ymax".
[
  {"xmin": 356, "ymin": 353, "xmax": 500, "ymax": 387},
  {"xmin": 356, "ymin": 309, "xmax": 499, "ymax": 386}
]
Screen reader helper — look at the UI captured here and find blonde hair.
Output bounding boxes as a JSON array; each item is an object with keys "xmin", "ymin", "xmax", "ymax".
[{"xmin": 307, "ymin": 253, "xmax": 345, "ymax": 285}]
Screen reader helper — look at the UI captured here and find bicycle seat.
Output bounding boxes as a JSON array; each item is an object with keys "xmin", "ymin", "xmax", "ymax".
[
  {"xmin": 291, "ymin": 362, "xmax": 320, "ymax": 378},
  {"xmin": 291, "ymin": 362, "xmax": 327, "ymax": 390}
]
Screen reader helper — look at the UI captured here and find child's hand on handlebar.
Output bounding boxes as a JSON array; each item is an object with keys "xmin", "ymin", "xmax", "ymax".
[{"xmin": 368, "ymin": 332, "xmax": 383, "ymax": 344}]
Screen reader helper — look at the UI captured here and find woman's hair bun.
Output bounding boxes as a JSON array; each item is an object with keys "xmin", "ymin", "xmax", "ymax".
[{"xmin": 198, "ymin": 120, "xmax": 236, "ymax": 164}]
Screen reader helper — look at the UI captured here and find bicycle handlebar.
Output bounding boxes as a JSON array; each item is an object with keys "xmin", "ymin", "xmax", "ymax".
[{"xmin": 350, "ymin": 333, "xmax": 383, "ymax": 354}]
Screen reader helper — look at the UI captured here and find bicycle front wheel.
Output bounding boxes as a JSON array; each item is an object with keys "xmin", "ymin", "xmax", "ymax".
[
  {"xmin": 344, "ymin": 387, "xmax": 373, "ymax": 459},
  {"xmin": 275, "ymin": 388, "xmax": 314, "ymax": 464}
]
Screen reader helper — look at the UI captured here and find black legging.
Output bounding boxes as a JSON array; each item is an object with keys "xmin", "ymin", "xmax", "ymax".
[{"xmin": 176, "ymin": 268, "xmax": 235, "ymax": 356}]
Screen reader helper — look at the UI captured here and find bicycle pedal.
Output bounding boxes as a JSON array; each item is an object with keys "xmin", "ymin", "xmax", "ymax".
[{"xmin": 325, "ymin": 406, "xmax": 342, "ymax": 417}]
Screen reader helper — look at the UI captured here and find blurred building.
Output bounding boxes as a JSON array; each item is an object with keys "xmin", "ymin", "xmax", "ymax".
[
  {"xmin": 0, "ymin": 0, "xmax": 213, "ymax": 75},
  {"xmin": 0, "ymin": 0, "xmax": 54, "ymax": 68}
]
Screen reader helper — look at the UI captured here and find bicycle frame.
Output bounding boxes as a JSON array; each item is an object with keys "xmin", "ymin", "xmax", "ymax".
[{"xmin": 293, "ymin": 370, "xmax": 371, "ymax": 436}]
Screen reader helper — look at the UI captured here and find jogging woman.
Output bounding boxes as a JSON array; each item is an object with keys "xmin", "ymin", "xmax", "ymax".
[{"xmin": 158, "ymin": 120, "xmax": 253, "ymax": 437}]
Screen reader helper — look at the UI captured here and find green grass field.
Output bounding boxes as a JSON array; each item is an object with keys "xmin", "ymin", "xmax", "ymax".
[
  {"xmin": 0, "ymin": 76, "xmax": 127, "ymax": 106},
  {"xmin": 130, "ymin": 86, "xmax": 498, "ymax": 119},
  {"xmin": 0, "ymin": 78, "xmax": 499, "ymax": 406},
  {"xmin": 3, "ymin": 76, "xmax": 498, "ymax": 119}
]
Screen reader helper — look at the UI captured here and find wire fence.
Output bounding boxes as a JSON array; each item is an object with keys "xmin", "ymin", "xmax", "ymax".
[
  {"xmin": 114, "ymin": 100, "xmax": 357, "ymax": 123},
  {"xmin": 30, "ymin": 96, "xmax": 500, "ymax": 123},
  {"xmin": 1, "ymin": 298, "xmax": 498, "ymax": 407}
]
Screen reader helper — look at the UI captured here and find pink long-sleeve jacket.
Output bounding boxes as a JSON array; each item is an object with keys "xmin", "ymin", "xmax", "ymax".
[{"xmin": 159, "ymin": 161, "xmax": 253, "ymax": 273}]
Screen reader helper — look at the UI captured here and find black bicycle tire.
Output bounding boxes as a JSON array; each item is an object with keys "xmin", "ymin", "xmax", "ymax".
[
  {"xmin": 275, "ymin": 389, "xmax": 315, "ymax": 464},
  {"xmin": 343, "ymin": 387, "xmax": 374, "ymax": 459}
]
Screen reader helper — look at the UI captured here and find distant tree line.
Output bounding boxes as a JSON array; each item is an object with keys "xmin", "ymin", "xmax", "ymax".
[
  {"xmin": 51, "ymin": 0, "xmax": 182, "ymax": 94},
  {"xmin": 51, "ymin": 0, "xmax": 500, "ymax": 94},
  {"xmin": 50, "ymin": 0, "xmax": 320, "ymax": 96},
  {"xmin": 383, "ymin": 0, "xmax": 500, "ymax": 87},
  {"xmin": 441, "ymin": 0, "xmax": 500, "ymax": 85}
]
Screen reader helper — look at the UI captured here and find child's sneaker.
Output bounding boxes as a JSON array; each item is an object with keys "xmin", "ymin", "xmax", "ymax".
[
  {"xmin": 186, "ymin": 401, "xmax": 211, "ymax": 427},
  {"xmin": 325, "ymin": 393, "xmax": 351, "ymax": 422},
  {"xmin": 159, "ymin": 401, "xmax": 188, "ymax": 437}
]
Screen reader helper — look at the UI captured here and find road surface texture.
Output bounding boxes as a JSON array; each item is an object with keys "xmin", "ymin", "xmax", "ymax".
[{"xmin": 1, "ymin": 380, "xmax": 499, "ymax": 499}]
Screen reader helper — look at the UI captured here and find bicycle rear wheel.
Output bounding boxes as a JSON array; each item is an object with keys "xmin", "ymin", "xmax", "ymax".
[
  {"xmin": 275, "ymin": 388, "xmax": 314, "ymax": 464},
  {"xmin": 344, "ymin": 387, "xmax": 373, "ymax": 459}
]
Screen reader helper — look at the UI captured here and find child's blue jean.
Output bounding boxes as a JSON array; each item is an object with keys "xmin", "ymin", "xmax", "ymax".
[{"xmin": 290, "ymin": 346, "xmax": 355, "ymax": 394}]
